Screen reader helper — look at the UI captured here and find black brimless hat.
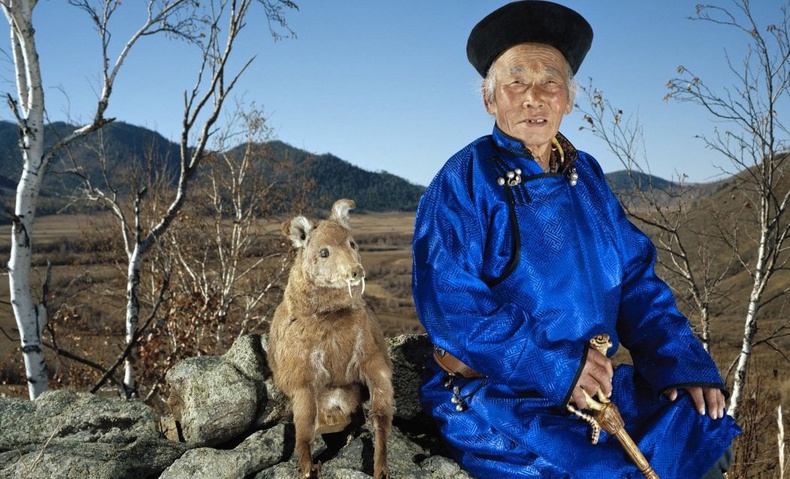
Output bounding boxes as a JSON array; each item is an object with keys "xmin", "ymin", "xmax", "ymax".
[{"xmin": 467, "ymin": 1, "xmax": 593, "ymax": 77}]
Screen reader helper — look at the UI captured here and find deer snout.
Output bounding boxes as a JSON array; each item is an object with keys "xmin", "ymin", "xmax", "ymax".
[
  {"xmin": 349, "ymin": 264, "xmax": 365, "ymax": 281},
  {"xmin": 345, "ymin": 264, "xmax": 366, "ymax": 298}
]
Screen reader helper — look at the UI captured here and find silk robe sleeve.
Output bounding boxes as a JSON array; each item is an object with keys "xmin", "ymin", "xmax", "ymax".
[
  {"xmin": 412, "ymin": 150, "xmax": 585, "ymax": 406},
  {"xmin": 587, "ymin": 160, "xmax": 727, "ymax": 396}
]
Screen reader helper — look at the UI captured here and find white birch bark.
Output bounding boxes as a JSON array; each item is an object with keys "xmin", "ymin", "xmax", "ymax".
[
  {"xmin": 3, "ymin": 0, "xmax": 51, "ymax": 399},
  {"xmin": 2, "ymin": 0, "xmax": 196, "ymax": 399},
  {"xmin": 123, "ymin": 246, "xmax": 143, "ymax": 394},
  {"xmin": 4, "ymin": 0, "xmax": 295, "ymax": 398},
  {"xmin": 662, "ymin": 1, "xmax": 790, "ymax": 422},
  {"xmin": 728, "ymin": 194, "xmax": 772, "ymax": 419}
]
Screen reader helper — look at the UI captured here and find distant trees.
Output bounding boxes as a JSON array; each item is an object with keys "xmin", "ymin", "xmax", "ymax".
[
  {"xmin": 154, "ymin": 102, "xmax": 310, "ymax": 347},
  {"xmin": 2, "ymin": 0, "xmax": 297, "ymax": 400},
  {"xmin": 262, "ymin": 144, "xmax": 426, "ymax": 212},
  {"xmin": 581, "ymin": 0, "xmax": 789, "ymax": 423}
]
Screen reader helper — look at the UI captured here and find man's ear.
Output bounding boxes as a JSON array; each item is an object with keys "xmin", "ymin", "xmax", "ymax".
[
  {"xmin": 485, "ymin": 99, "xmax": 496, "ymax": 115},
  {"xmin": 565, "ymin": 87, "xmax": 575, "ymax": 115},
  {"xmin": 483, "ymin": 90, "xmax": 496, "ymax": 115}
]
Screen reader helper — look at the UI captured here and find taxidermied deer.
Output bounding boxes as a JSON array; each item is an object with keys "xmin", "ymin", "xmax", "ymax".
[{"xmin": 267, "ymin": 199, "xmax": 394, "ymax": 479}]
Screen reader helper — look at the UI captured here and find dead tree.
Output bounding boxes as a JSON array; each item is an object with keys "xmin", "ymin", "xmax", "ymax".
[
  {"xmin": 577, "ymin": 83, "xmax": 734, "ymax": 353},
  {"xmin": 2, "ymin": 0, "xmax": 297, "ymax": 399},
  {"xmin": 63, "ymin": 0, "xmax": 298, "ymax": 398},
  {"xmin": 1, "ymin": 0, "xmax": 200, "ymax": 399},
  {"xmin": 165, "ymin": 103, "xmax": 304, "ymax": 343},
  {"xmin": 580, "ymin": 0, "xmax": 790, "ymax": 423},
  {"xmin": 665, "ymin": 0, "xmax": 790, "ymax": 421}
]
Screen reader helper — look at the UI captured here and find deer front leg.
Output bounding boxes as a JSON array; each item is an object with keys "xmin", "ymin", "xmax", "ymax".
[
  {"xmin": 364, "ymin": 359, "xmax": 394, "ymax": 479},
  {"xmin": 291, "ymin": 388, "xmax": 320, "ymax": 478}
]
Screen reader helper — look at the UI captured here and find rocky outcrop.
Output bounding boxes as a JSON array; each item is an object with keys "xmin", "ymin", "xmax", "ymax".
[
  {"xmin": 0, "ymin": 389, "xmax": 187, "ymax": 478},
  {"xmin": 0, "ymin": 334, "xmax": 473, "ymax": 479}
]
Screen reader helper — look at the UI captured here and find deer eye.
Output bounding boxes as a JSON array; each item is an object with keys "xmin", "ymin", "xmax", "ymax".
[
  {"xmin": 349, "ymin": 240, "xmax": 357, "ymax": 250},
  {"xmin": 319, "ymin": 248, "xmax": 329, "ymax": 258}
]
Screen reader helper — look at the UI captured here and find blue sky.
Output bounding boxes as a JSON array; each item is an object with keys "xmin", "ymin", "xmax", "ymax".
[{"xmin": 1, "ymin": 1, "xmax": 785, "ymax": 187}]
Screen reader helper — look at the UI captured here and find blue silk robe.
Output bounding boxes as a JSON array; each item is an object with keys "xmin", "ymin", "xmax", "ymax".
[{"xmin": 412, "ymin": 126, "xmax": 741, "ymax": 478}]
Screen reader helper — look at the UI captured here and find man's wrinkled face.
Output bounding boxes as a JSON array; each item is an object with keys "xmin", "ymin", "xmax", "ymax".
[{"xmin": 485, "ymin": 43, "xmax": 573, "ymax": 163}]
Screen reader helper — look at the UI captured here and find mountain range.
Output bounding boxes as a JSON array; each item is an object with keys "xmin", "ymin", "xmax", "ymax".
[
  {"xmin": 3, "ymin": 120, "xmax": 790, "ymax": 322},
  {"xmin": 0, "ymin": 120, "xmax": 718, "ymax": 219}
]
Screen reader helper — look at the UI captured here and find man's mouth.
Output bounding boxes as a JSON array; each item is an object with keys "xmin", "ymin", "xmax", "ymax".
[{"xmin": 524, "ymin": 118, "xmax": 547, "ymax": 124}]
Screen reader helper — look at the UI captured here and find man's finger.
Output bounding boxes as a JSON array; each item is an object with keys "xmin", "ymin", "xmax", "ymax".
[
  {"xmin": 585, "ymin": 349, "xmax": 613, "ymax": 396},
  {"xmin": 664, "ymin": 388, "xmax": 678, "ymax": 401},
  {"xmin": 704, "ymin": 388, "xmax": 725, "ymax": 419},
  {"xmin": 687, "ymin": 387, "xmax": 705, "ymax": 415}
]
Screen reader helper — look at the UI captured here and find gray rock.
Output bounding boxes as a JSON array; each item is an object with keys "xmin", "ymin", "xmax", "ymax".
[
  {"xmin": 0, "ymin": 334, "xmax": 470, "ymax": 479},
  {"xmin": 252, "ymin": 426, "xmax": 472, "ymax": 479},
  {"xmin": 165, "ymin": 355, "xmax": 257, "ymax": 446},
  {"xmin": 387, "ymin": 334, "xmax": 432, "ymax": 421},
  {"xmin": 0, "ymin": 390, "xmax": 187, "ymax": 479},
  {"xmin": 159, "ymin": 423, "xmax": 287, "ymax": 479},
  {"xmin": 222, "ymin": 333, "xmax": 270, "ymax": 382},
  {"xmin": 418, "ymin": 456, "xmax": 474, "ymax": 479}
]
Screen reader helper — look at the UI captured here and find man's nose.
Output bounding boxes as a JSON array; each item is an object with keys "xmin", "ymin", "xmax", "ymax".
[{"xmin": 522, "ymin": 84, "xmax": 543, "ymax": 107}]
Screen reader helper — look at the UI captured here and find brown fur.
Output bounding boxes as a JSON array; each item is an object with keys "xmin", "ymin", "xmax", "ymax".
[{"xmin": 268, "ymin": 199, "xmax": 394, "ymax": 479}]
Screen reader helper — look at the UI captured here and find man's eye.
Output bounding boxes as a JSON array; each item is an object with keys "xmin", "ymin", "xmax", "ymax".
[{"xmin": 320, "ymin": 248, "xmax": 329, "ymax": 258}]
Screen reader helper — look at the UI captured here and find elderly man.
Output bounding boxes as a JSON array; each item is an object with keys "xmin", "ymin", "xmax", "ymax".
[{"xmin": 411, "ymin": 1, "xmax": 741, "ymax": 478}]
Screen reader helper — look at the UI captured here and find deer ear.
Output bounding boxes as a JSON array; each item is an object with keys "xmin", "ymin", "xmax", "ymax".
[
  {"xmin": 283, "ymin": 216, "xmax": 312, "ymax": 248},
  {"xmin": 330, "ymin": 199, "xmax": 355, "ymax": 228}
]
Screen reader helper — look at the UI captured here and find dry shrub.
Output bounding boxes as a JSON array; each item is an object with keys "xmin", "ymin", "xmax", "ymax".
[
  {"xmin": 44, "ymin": 304, "xmax": 123, "ymax": 392},
  {"xmin": 0, "ymin": 353, "xmax": 24, "ymax": 387},
  {"xmin": 135, "ymin": 290, "xmax": 228, "ymax": 409},
  {"xmin": 135, "ymin": 265, "xmax": 286, "ymax": 411},
  {"xmin": 0, "ymin": 350, "xmax": 29, "ymax": 400},
  {"xmin": 729, "ymin": 372, "xmax": 786, "ymax": 479},
  {"xmin": 355, "ymin": 232, "xmax": 413, "ymax": 251}
]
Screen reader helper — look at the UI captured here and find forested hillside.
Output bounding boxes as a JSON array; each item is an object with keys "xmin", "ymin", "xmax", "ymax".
[
  {"xmin": 0, "ymin": 120, "xmax": 719, "ymax": 218},
  {"xmin": 0, "ymin": 121, "xmax": 425, "ymax": 214},
  {"xmin": 263, "ymin": 141, "xmax": 426, "ymax": 211}
]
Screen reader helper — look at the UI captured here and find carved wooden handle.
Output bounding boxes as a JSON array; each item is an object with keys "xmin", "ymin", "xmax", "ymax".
[
  {"xmin": 583, "ymin": 334, "xmax": 661, "ymax": 479},
  {"xmin": 596, "ymin": 402, "xmax": 659, "ymax": 479}
]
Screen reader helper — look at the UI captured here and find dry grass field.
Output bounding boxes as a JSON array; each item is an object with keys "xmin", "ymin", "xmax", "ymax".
[
  {"xmin": 1, "ymin": 211, "xmax": 789, "ymax": 477},
  {"xmin": 0, "ymin": 211, "xmax": 424, "ymax": 394}
]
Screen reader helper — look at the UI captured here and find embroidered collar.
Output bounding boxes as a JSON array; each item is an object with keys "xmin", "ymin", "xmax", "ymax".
[{"xmin": 492, "ymin": 125, "xmax": 579, "ymax": 173}]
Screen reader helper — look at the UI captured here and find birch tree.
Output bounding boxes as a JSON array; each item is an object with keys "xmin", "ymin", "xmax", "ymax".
[
  {"xmin": 2, "ymin": 0, "xmax": 297, "ymax": 399},
  {"xmin": 67, "ymin": 0, "xmax": 296, "ymax": 398},
  {"xmin": 665, "ymin": 0, "xmax": 789, "ymax": 421},
  {"xmin": 106, "ymin": 104, "xmax": 313, "ymax": 402},
  {"xmin": 3, "ymin": 0, "xmax": 48, "ymax": 400},
  {"xmin": 577, "ymin": 83, "xmax": 735, "ymax": 353},
  {"xmin": 577, "ymin": 0, "xmax": 790, "ymax": 424},
  {"xmin": 165, "ymin": 102, "xmax": 306, "ymax": 339}
]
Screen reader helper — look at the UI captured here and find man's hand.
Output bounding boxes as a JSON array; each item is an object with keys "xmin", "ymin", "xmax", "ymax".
[
  {"xmin": 570, "ymin": 347, "xmax": 613, "ymax": 409},
  {"xmin": 664, "ymin": 387, "xmax": 726, "ymax": 420}
]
